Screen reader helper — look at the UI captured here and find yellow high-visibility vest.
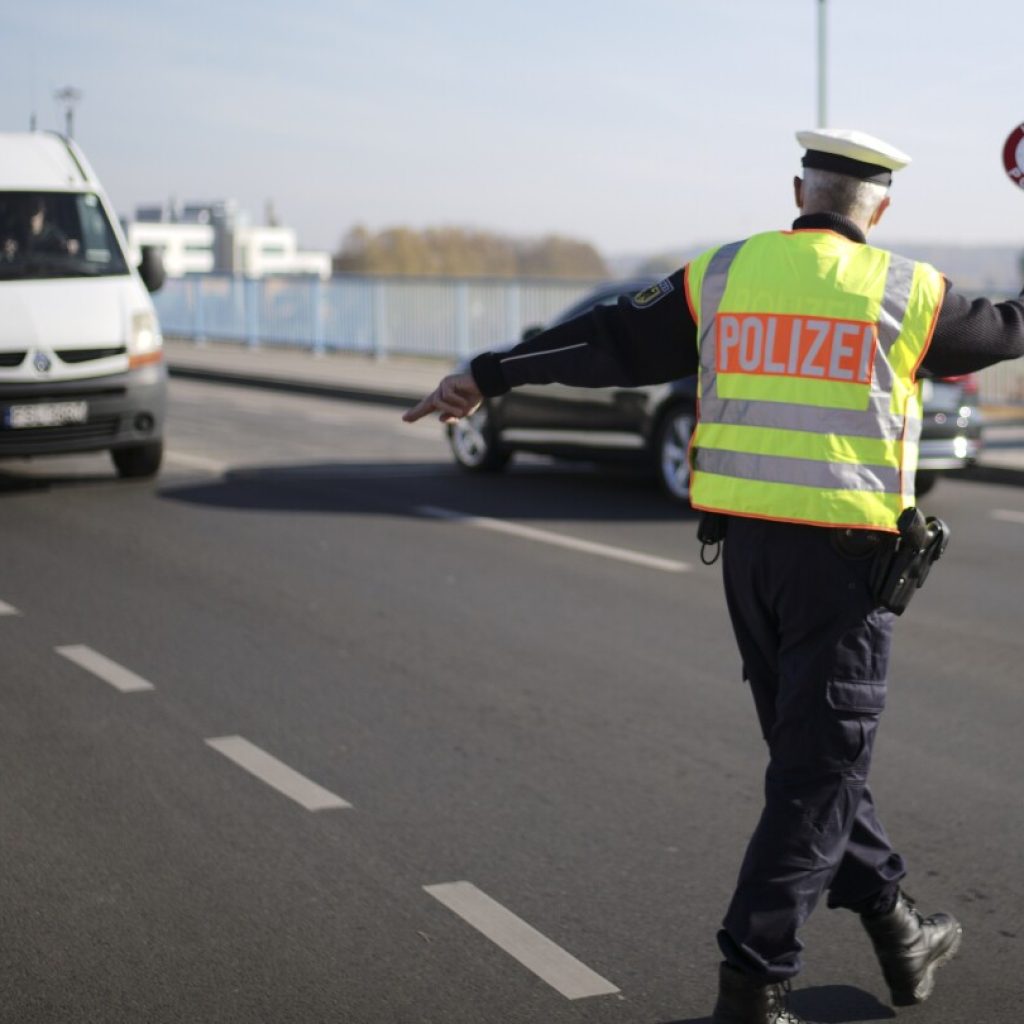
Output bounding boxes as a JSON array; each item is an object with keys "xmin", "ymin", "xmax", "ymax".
[{"xmin": 685, "ymin": 229, "xmax": 946, "ymax": 531}]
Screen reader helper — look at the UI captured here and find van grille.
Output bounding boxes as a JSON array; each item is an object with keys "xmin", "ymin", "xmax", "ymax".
[
  {"xmin": 0, "ymin": 415, "xmax": 120, "ymax": 451},
  {"xmin": 56, "ymin": 347, "xmax": 127, "ymax": 364},
  {"xmin": 0, "ymin": 352, "xmax": 26, "ymax": 368},
  {"xmin": 0, "ymin": 382, "xmax": 126, "ymax": 399}
]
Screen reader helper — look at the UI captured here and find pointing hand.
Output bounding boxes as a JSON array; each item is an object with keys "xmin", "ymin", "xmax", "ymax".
[{"xmin": 402, "ymin": 373, "xmax": 483, "ymax": 424}]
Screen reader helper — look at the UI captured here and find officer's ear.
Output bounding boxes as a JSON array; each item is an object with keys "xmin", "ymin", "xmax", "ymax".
[
  {"xmin": 868, "ymin": 195, "xmax": 892, "ymax": 230},
  {"xmin": 793, "ymin": 176, "xmax": 804, "ymax": 210}
]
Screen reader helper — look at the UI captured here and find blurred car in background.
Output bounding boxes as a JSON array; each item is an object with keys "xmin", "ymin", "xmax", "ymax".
[
  {"xmin": 915, "ymin": 373, "xmax": 983, "ymax": 495},
  {"xmin": 448, "ymin": 279, "xmax": 982, "ymax": 502}
]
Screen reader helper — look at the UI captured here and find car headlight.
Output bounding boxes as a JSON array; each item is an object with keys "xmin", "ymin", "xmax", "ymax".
[{"xmin": 129, "ymin": 311, "xmax": 163, "ymax": 368}]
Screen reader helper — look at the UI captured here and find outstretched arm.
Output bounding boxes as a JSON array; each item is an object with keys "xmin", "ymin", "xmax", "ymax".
[{"xmin": 402, "ymin": 271, "xmax": 698, "ymax": 423}]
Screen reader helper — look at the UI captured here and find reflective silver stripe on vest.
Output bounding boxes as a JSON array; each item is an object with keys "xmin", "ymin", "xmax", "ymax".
[
  {"xmin": 902, "ymin": 474, "xmax": 915, "ymax": 505},
  {"xmin": 869, "ymin": 252, "xmax": 916, "ymax": 402},
  {"xmin": 698, "ymin": 241, "xmax": 745, "ymax": 402},
  {"xmin": 695, "ymin": 447, "xmax": 901, "ymax": 493},
  {"xmin": 698, "ymin": 395, "xmax": 920, "ymax": 441}
]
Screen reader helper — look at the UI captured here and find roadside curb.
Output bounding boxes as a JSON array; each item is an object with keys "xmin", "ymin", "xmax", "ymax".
[{"xmin": 167, "ymin": 363, "xmax": 422, "ymax": 410}]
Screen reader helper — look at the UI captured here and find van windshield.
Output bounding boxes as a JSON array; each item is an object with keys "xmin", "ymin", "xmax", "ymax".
[{"xmin": 0, "ymin": 191, "xmax": 129, "ymax": 280}]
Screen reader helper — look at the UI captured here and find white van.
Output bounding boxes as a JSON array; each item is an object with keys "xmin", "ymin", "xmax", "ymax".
[{"xmin": 0, "ymin": 131, "xmax": 166, "ymax": 477}]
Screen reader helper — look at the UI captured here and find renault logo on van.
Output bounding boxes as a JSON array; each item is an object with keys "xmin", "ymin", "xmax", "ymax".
[{"xmin": 33, "ymin": 351, "xmax": 52, "ymax": 374}]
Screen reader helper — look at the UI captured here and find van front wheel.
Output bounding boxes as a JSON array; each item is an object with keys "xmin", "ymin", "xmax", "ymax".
[{"xmin": 112, "ymin": 441, "xmax": 163, "ymax": 479}]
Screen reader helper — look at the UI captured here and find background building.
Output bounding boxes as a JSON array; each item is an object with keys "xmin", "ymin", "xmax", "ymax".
[
  {"xmin": 125, "ymin": 199, "xmax": 330, "ymax": 279},
  {"xmin": 232, "ymin": 225, "xmax": 331, "ymax": 279},
  {"xmin": 128, "ymin": 220, "xmax": 215, "ymax": 277}
]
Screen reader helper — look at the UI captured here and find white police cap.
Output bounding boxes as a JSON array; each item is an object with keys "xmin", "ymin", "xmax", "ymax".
[{"xmin": 796, "ymin": 128, "xmax": 911, "ymax": 186}]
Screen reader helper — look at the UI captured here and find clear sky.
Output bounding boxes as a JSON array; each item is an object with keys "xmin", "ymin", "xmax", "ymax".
[{"xmin": 4, "ymin": 0, "xmax": 1023, "ymax": 258}]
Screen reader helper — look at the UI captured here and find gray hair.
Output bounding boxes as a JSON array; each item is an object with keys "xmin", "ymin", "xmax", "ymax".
[{"xmin": 800, "ymin": 168, "xmax": 888, "ymax": 224}]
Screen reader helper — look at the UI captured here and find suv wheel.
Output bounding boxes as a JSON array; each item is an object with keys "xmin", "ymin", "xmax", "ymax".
[
  {"xmin": 655, "ymin": 406, "xmax": 694, "ymax": 503},
  {"xmin": 447, "ymin": 403, "xmax": 511, "ymax": 473}
]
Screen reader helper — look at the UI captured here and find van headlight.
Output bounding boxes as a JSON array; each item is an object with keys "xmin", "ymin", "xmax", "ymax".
[{"xmin": 129, "ymin": 311, "xmax": 163, "ymax": 368}]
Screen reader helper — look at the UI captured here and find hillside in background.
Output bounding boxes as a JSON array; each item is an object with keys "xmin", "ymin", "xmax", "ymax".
[{"xmin": 334, "ymin": 225, "xmax": 608, "ymax": 279}]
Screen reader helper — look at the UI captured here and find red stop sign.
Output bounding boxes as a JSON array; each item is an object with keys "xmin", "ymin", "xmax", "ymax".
[{"xmin": 1003, "ymin": 123, "xmax": 1024, "ymax": 188}]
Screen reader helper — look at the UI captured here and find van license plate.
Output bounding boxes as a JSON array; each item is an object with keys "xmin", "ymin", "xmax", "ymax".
[{"xmin": 5, "ymin": 402, "xmax": 89, "ymax": 429}]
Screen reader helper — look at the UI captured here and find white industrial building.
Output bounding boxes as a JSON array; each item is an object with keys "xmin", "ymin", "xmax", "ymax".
[
  {"xmin": 232, "ymin": 225, "xmax": 331, "ymax": 279},
  {"xmin": 125, "ymin": 199, "xmax": 331, "ymax": 279},
  {"xmin": 127, "ymin": 221, "xmax": 215, "ymax": 277}
]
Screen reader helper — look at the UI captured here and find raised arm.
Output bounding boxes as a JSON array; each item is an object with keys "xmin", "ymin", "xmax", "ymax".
[{"xmin": 922, "ymin": 281, "xmax": 1024, "ymax": 376}]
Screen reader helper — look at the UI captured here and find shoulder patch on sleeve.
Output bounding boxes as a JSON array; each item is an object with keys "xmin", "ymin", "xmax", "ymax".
[{"xmin": 630, "ymin": 277, "xmax": 675, "ymax": 310}]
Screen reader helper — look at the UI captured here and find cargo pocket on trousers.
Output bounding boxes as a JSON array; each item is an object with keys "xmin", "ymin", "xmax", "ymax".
[
  {"xmin": 830, "ymin": 607, "xmax": 894, "ymax": 691},
  {"xmin": 826, "ymin": 678, "xmax": 887, "ymax": 716},
  {"xmin": 825, "ymin": 678, "xmax": 886, "ymax": 769},
  {"xmin": 826, "ymin": 607, "xmax": 890, "ymax": 769}
]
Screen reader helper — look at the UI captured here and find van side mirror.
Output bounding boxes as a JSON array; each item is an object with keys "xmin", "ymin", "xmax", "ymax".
[
  {"xmin": 138, "ymin": 245, "xmax": 165, "ymax": 293},
  {"xmin": 521, "ymin": 325, "xmax": 543, "ymax": 342}
]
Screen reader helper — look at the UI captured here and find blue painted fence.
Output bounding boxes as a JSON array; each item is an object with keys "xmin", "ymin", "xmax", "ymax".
[{"xmin": 153, "ymin": 274, "xmax": 601, "ymax": 359}]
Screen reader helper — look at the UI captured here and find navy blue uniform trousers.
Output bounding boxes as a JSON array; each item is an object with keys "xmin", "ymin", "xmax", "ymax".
[{"xmin": 717, "ymin": 516, "xmax": 907, "ymax": 981}]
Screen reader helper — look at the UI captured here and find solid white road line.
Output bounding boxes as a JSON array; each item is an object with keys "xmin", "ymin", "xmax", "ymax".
[
  {"xmin": 424, "ymin": 881, "xmax": 620, "ymax": 1001},
  {"xmin": 991, "ymin": 509, "xmax": 1024, "ymax": 525},
  {"xmin": 0, "ymin": 600, "xmax": 20, "ymax": 616},
  {"xmin": 55, "ymin": 645, "xmax": 155, "ymax": 693},
  {"xmin": 416, "ymin": 505, "xmax": 691, "ymax": 573},
  {"xmin": 165, "ymin": 450, "xmax": 229, "ymax": 474},
  {"xmin": 205, "ymin": 736, "xmax": 351, "ymax": 811}
]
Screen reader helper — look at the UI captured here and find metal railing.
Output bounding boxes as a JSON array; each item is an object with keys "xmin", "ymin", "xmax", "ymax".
[
  {"xmin": 976, "ymin": 360, "xmax": 1024, "ymax": 406},
  {"xmin": 153, "ymin": 273, "xmax": 600, "ymax": 360}
]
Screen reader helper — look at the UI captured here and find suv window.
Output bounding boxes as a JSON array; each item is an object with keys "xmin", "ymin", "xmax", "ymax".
[{"xmin": 0, "ymin": 191, "xmax": 129, "ymax": 279}]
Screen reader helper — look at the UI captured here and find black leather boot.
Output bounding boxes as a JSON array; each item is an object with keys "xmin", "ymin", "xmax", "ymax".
[
  {"xmin": 860, "ymin": 890, "xmax": 963, "ymax": 1005},
  {"xmin": 711, "ymin": 963, "xmax": 814, "ymax": 1024}
]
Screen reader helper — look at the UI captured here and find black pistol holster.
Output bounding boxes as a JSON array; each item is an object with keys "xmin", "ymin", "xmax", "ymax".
[{"xmin": 869, "ymin": 507, "xmax": 951, "ymax": 615}]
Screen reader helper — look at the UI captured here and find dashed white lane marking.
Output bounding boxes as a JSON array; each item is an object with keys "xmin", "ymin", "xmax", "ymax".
[
  {"xmin": 55, "ymin": 645, "xmax": 155, "ymax": 693},
  {"xmin": 991, "ymin": 509, "xmax": 1024, "ymax": 525},
  {"xmin": 416, "ymin": 505, "xmax": 691, "ymax": 573},
  {"xmin": 205, "ymin": 736, "xmax": 351, "ymax": 811},
  {"xmin": 0, "ymin": 600, "xmax": 20, "ymax": 616},
  {"xmin": 424, "ymin": 881, "xmax": 620, "ymax": 1001},
  {"xmin": 165, "ymin": 450, "xmax": 229, "ymax": 474}
]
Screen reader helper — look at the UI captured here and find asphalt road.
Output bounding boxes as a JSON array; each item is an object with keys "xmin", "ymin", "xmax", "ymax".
[{"xmin": 2, "ymin": 379, "xmax": 1023, "ymax": 1024}]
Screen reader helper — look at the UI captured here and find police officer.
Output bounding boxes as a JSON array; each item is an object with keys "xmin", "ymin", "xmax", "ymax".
[{"xmin": 403, "ymin": 129, "xmax": 1024, "ymax": 1023}]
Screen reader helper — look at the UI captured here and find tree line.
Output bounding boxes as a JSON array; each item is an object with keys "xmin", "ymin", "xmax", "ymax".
[{"xmin": 333, "ymin": 225, "xmax": 608, "ymax": 279}]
